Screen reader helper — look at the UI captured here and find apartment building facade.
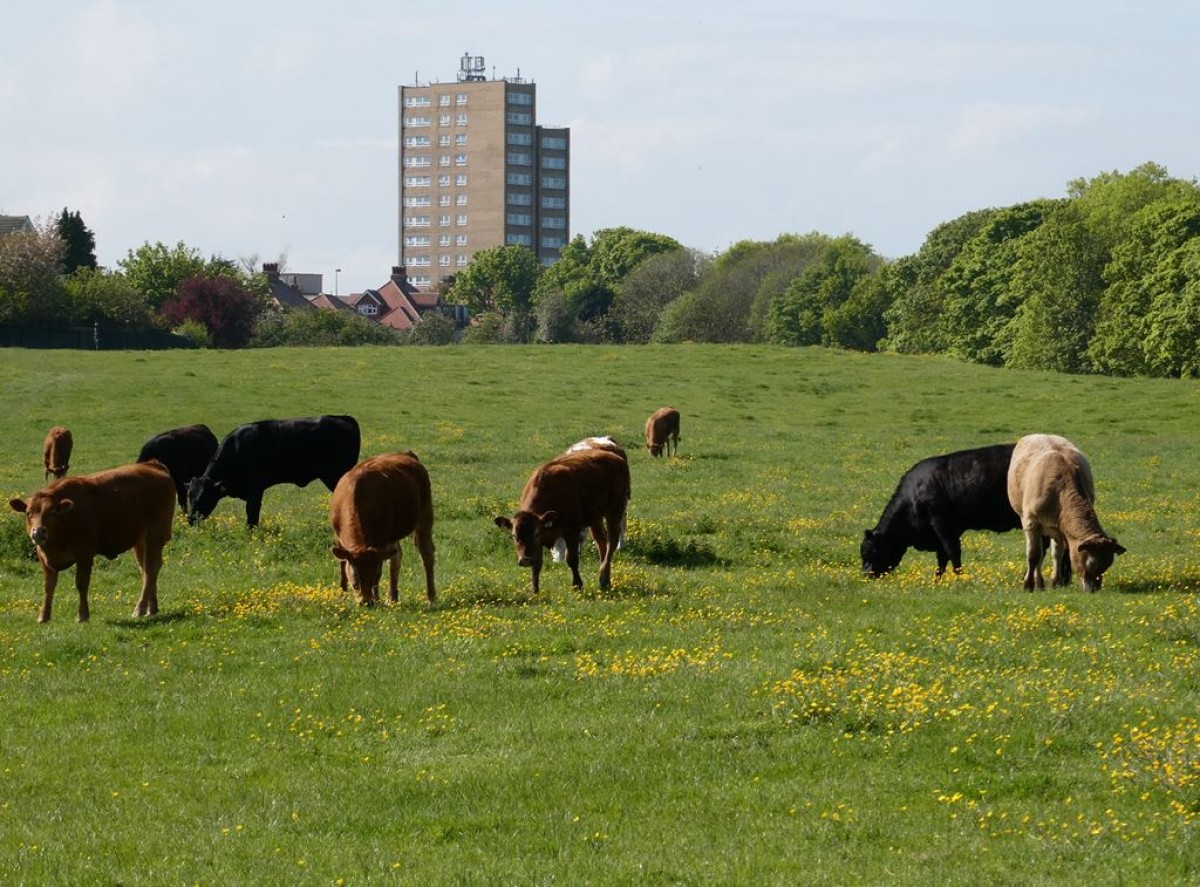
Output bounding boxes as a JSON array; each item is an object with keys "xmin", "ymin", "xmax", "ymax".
[{"xmin": 398, "ymin": 54, "xmax": 570, "ymax": 290}]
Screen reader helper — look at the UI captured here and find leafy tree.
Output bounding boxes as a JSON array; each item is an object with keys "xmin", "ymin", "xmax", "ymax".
[
  {"xmin": 64, "ymin": 268, "xmax": 158, "ymax": 329},
  {"xmin": 405, "ymin": 313, "xmax": 457, "ymax": 345},
  {"xmin": 252, "ymin": 307, "xmax": 399, "ymax": 347},
  {"xmin": 117, "ymin": 241, "xmax": 210, "ymax": 309},
  {"xmin": 55, "ymin": 208, "xmax": 97, "ymax": 275},
  {"xmin": 587, "ymin": 227, "xmax": 682, "ymax": 286},
  {"xmin": 765, "ymin": 235, "xmax": 884, "ymax": 348},
  {"xmin": 0, "ymin": 223, "xmax": 66, "ymax": 325},
  {"xmin": 609, "ymin": 248, "xmax": 707, "ymax": 344},
  {"xmin": 535, "ymin": 289, "xmax": 577, "ymax": 343},
  {"xmin": 161, "ymin": 274, "xmax": 262, "ymax": 348},
  {"xmin": 447, "ymin": 245, "xmax": 541, "ymax": 318}
]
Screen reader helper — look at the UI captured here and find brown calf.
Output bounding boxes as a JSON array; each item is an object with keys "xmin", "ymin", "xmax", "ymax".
[
  {"xmin": 43, "ymin": 426, "xmax": 73, "ymax": 480},
  {"xmin": 330, "ymin": 451, "xmax": 436, "ymax": 605},
  {"xmin": 9, "ymin": 461, "xmax": 176, "ymax": 622},
  {"xmin": 494, "ymin": 448, "xmax": 630, "ymax": 594},
  {"xmin": 1007, "ymin": 434, "xmax": 1125, "ymax": 592},
  {"xmin": 645, "ymin": 407, "xmax": 680, "ymax": 457}
]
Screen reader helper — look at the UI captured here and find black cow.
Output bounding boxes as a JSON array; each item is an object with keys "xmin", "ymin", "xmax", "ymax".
[
  {"xmin": 137, "ymin": 424, "xmax": 219, "ymax": 513},
  {"xmin": 861, "ymin": 443, "xmax": 1020, "ymax": 577},
  {"xmin": 187, "ymin": 415, "xmax": 360, "ymax": 527}
]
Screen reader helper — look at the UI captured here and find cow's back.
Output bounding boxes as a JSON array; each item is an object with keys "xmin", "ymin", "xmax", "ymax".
[
  {"xmin": 522, "ymin": 450, "xmax": 630, "ymax": 526},
  {"xmin": 210, "ymin": 415, "xmax": 360, "ymax": 493},
  {"xmin": 46, "ymin": 463, "xmax": 175, "ymax": 561},
  {"xmin": 331, "ymin": 452, "xmax": 432, "ymax": 549},
  {"xmin": 1008, "ymin": 434, "xmax": 1093, "ymax": 517}
]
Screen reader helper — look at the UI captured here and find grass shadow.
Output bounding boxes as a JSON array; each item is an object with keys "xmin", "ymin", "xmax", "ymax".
[{"xmin": 106, "ymin": 609, "xmax": 190, "ymax": 629}]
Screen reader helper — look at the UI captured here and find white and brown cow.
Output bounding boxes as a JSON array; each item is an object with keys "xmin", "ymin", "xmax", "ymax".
[
  {"xmin": 43, "ymin": 426, "xmax": 73, "ymax": 480},
  {"xmin": 9, "ymin": 461, "xmax": 176, "ymax": 622},
  {"xmin": 329, "ymin": 451, "xmax": 436, "ymax": 606},
  {"xmin": 1007, "ymin": 434, "xmax": 1125, "ymax": 592},
  {"xmin": 645, "ymin": 407, "xmax": 680, "ymax": 457},
  {"xmin": 494, "ymin": 448, "xmax": 631, "ymax": 594},
  {"xmin": 554, "ymin": 436, "xmax": 629, "ymax": 563}
]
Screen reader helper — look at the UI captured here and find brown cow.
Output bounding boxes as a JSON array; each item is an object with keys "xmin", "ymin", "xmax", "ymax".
[
  {"xmin": 645, "ymin": 407, "xmax": 680, "ymax": 457},
  {"xmin": 566, "ymin": 435, "xmax": 627, "ymax": 461},
  {"xmin": 494, "ymin": 448, "xmax": 630, "ymax": 594},
  {"xmin": 1007, "ymin": 434, "xmax": 1125, "ymax": 592},
  {"xmin": 330, "ymin": 451, "xmax": 436, "ymax": 606},
  {"xmin": 9, "ymin": 461, "xmax": 176, "ymax": 622},
  {"xmin": 43, "ymin": 426, "xmax": 73, "ymax": 480}
]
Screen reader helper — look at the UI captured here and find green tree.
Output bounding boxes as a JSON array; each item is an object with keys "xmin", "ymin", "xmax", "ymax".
[
  {"xmin": 55, "ymin": 208, "xmax": 97, "ymax": 275},
  {"xmin": 64, "ymin": 268, "xmax": 158, "ymax": 329},
  {"xmin": 252, "ymin": 307, "xmax": 400, "ymax": 347},
  {"xmin": 405, "ymin": 313, "xmax": 457, "ymax": 346},
  {"xmin": 0, "ymin": 223, "xmax": 66, "ymax": 325},
  {"xmin": 447, "ymin": 245, "xmax": 541, "ymax": 317},
  {"xmin": 609, "ymin": 248, "xmax": 707, "ymax": 344},
  {"xmin": 117, "ymin": 241, "xmax": 210, "ymax": 309},
  {"xmin": 587, "ymin": 227, "xmax": 682, "ymax": 286}
]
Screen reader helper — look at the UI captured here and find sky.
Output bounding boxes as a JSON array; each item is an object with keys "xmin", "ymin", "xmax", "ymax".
[{"xmin": 3, "ymin": 1, "xmax": 1198, "ymax": 296}]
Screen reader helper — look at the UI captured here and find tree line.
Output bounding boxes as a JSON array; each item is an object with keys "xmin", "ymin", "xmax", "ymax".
[{"xmin": 5, "ymin": 162, "xmax": 1200, "ymax": 374}]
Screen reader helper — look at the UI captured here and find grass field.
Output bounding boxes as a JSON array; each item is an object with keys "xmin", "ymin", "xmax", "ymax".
[{"xmin": 2, "ymin": 344, "xmax": 1200, "ymax": 884}]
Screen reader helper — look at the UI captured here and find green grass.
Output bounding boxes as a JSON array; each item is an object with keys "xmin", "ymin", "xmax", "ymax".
[{"xmin": 2, "ymin": 344, "xmax": 1200, "ymax": 884}]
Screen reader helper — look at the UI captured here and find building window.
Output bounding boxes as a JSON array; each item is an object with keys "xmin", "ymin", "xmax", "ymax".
[
  {"xmin": 438, "ymin": 95, "xmax": 451, "ymax": 107},
  {"xmin": 456, "ymin": 234, "xmax": 468, "ymax": 246},
  {"xmin": 404, "ymin": 235, "xmax": 432, "ymax": 247},
  {"xmin": 403, "ymin": 115, "xmax": 430, "ymax": 128},
  {"xmin": 403, "ymin": 175, "xmax": 431, "ymax": 187},
  {"xmin": 506, "ymin": 112, "xmax": 532, "ymax": 125},
  {"xmin": 542, "ymin": 176, "xmax": 566, "ymax": 189},
  {"xmin": 541, "ymin": 156, "xmax": 567, "ymax": 169},
  {"xmin": 403, "ymin": 196, "xmax": 431, "ymax": 207},
  {"xmin": 439, "ymin": 114, "xmax": 451, "ymax": 126},
  {"xmin": 455, "ymin": 174, "xmax": 468, "ymax": 186},
  {"xmin": 506, "ymin": 192, "xmax": 533, "ymax": 206},
  {"xmin": 412, "ymin": 275, "xmax": 431, "ymax": 286},
  {"xmin": 404, "ymin": 215, "xmax": 430, "ymax": 227},
  {"xmin": 506, "ymin": 152, "xmax": 532, "ymax": 166},
  {"xmin": 456, "ymin": 93, "xmax": 468, "ymax": 105},
  {"xmin": 506, "ymin": 233, "xmax": 533, "ymax": 246},
  {"xmin": 542, "ymin": 196, "xmax": 567, "ymax": 209},
  {"xmin": 439, "ymin": 155, "xmax": 451, "ymax": 167},
  {"xmin": 506, "ymin": 132, "xmax": 533, "ymax": 146},
  {"xmin": 542, "ymin": 217, "xmax": 567, "ymax": 229},
  {"xmin": 456, "ymin": 113, "xmax": 468, "ymax": 126},
  {"xmin": 438, "ymin": 255, "xmax": 451, "ymax": 267},
  {"xmin": 409, "ymin": 255, "xmax": 431, "ymax": 267},
  {"xmin": 438, "ymin": 195, "xmax": 451, "ymax": 207},
  {"xmin": 438, "ymin": 174, "xmax": 450, "ymax": 187},
  {"xmin": 438, "ymin": 234, "xmax": 451, "ymax": 246},
  {"xmin": 359, "ymin": 303, "xmax": 379, "ymax": 316},
  {"xmin": 455, "ymin": 133, "xmax": 468, "ymax": 146},
  {"xmin": 456, "ymin": 214, "xmax": 468, "ymax": 226},
  {"xmin": 507, "ymin": 213, "xmax": 532, "ymax": 226},
  {"xmin": 438, "ymin": 134, "xmax": 451, "ymax": 146},
  {"xmin": 541, "ymin": 236, "xmax": 565, "ymax": 249},
  {"xmin": 403, "ymin": 155, "xmax": 431, "ymax": 168},
  {"xmin": 455, "ymin": 153, "xmax": 468, "ymax": 166},
  {"xmin": 455, "ymin": 194, "xmax": 468, "ymax": 206},
  {"xmin": 404, "ymin": 95, "xmax": 431, "ymax": 108},
  {"xmin": 403, "ymin": 135, "xmax": 430, "ymax": 147},
  {"xmin": 456, "ymin": 254, "xmax": 469, "ymax": 267},
  {"xmin": 506, "ymin": 172, "xmax": 532, "ymax": 185},
  {"xmin": 507, "ymin": 91, "xmax": 533, "ymax": 106},
  {"xmin": 541, "ymin": 136, "xmax": 568, "ymax": 150},
  {"xmin": 438, "ymin": 215, "xmax": 450, "ymax": 227}
]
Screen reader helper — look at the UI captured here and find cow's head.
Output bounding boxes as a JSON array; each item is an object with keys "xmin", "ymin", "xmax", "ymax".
[
  {"xmin": 10, "ymin": 493, "xmax": 74, "ymax": 548},
  {"xmin": 331, "ymin": 543, "xmax": 398, "ymax": 605},
  {"xmin": 494, "ymin": 510, "xmax": 559, "ymax": 569},
  {"xmin": 186, "ymin": 476, "xmax": 224, "ymax": 525},
  {"xmin": 647, "ymin": 441, "xmax": 664, "ymax": 457},
  {"xmin": 860, "ymin": 528, "xmax": 904, "ymax": 578},
  {"xmin": 1072, "ymin": 534, "xmax": 1125, "ymax": 592}
]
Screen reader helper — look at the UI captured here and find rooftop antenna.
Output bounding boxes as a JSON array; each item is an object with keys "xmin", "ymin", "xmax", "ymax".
[{"xmin": 458, "ymin": 52, "xmax": 486, "ymax": 82}]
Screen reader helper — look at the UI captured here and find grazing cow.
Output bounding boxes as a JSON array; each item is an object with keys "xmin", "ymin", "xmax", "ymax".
[
  {"xmin": 645, "ymin": 407, "xmax": 681, "ymax": 457},
  {"xmin": 330, "ymin": 451, "xmax": 436, "ymax": 606},
  {"xmin": 1007, "ymin": 434, "xmax": 1125, "ymax": 592},
  {"xmin": 43, "ymin": 426, "xmax": 73, "ymax": 480},
  {"xmin": 137, "ymin": 423, "xmax": 219, "ymax": 513},
  {"xmin": 187, "ymin": 415, "xmax": 360, "ymax": 527},
  {"xmin": 555, "ymin": 436, "xmax": 630, "ymax": 563},
  {"xmin": 861, "ymin": 443, "xmax": 1021, "ymax": 577},
  {"xmin": 494, "ymin": 448, "xmax": 631, "ymax": 594},
  {"xmin": 9, "ymin": 461, "xmax": 176, "ymax": 622}
]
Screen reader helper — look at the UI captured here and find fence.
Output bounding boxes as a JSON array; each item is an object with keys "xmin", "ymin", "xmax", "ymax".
[{"xmin": 0, "ymin": 326, "xmax": 193, "ymax": 350}]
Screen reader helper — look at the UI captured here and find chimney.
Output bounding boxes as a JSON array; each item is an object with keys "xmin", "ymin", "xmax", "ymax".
[
  {"xmin": 391, "ymin": 265, "xmax": 411, "ymax": 291},
  {"xmin": 263, "ymin": 262, "xmax": 280, "ymax": 280}
]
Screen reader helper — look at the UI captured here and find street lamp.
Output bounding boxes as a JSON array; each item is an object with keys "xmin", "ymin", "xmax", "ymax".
[{"xmin": 335, "ymin": 268, "xmax": 341, "ymax": 297}]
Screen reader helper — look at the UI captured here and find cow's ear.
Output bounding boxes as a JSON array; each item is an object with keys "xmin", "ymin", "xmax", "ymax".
[
  {"xmin": 494, "ymin": 516, "xmax": 512, "ymax": 530},
  {"xmin": 541, "ymin": 510, "xmax": 559, "ymax": 530},
  {"xmin": 1112, "ymin": 539, "xmax": 1127, "ymax": 556},
  {"xmin": 9, "ymin": 498, "xmax": 26, "ymax": 513},
  {"xmin": 56, "ymin": 499, "xmax": 75, "ymax": 514},
  {"xmin": 331, "ymin": 546, "xmax": 350, "ymax": 560}
]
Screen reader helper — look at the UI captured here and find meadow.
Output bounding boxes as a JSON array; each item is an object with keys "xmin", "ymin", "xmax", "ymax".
[{"xmin": 1, "ymin": 344, "xmax": 1199, "ymax": 884}]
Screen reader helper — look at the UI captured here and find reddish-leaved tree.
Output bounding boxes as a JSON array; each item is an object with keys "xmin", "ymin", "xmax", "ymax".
[{"xmin": 161, "ymin": 274, "xmax": 261, "ymax": 348}]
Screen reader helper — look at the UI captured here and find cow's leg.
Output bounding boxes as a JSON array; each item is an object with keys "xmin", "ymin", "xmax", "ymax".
[
  {"xmin": 596, "ymin": 518, "xmax": 617, "ymax": 590},
  {"xmin": 1022, "ymin": 526, "xmax": 1044, "ymax": 591},
  {"xmin": 414, "ymin": 525, "xmax": 436, "ymax": 602},
  {"xmin": 935, "ymin": 549, "xmax": 950, "ymax": 577},
  {"xmin": 1049, "ymin": 537, "xmax": 1071, "ymax": 587},
  {"xmin": 388, "ymin": 546, "xmax": 402, "ymax": 603},
  {"xmin": 175, "ymin": 483, "xmax": 188, "ymax": 514},
  {"xmin": 530, "ymin": 560, "xmax": 542, "ymax": 595},
  {"xmin": 38, "ymin": 563, "xmax": 60, "ymax": 624},
  {"xmin": 565, "ymin": 534, "xmax": 584, "ymax": 589},
  {"xmin": 74, "ymin": 556, "xmax": 93, "ymax": 622},
  {"xmin": 134, "ymin": 541, "xmax": 164, "ymax": 617},
  {"xmin": 932, "ymin": 522, "xmax": 963, "ymax": 574},
  {"xmin": 245, "ymin": 490, "xmax": 263, "ymax": 528}
]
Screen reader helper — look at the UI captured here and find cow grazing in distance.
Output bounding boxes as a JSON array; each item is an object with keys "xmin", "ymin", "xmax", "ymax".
[
  {"xmin": 645, "ymin": 407, "xmax": 681, "ymax": 457},
  {"xmin": 330, "ymin": 451, "xmax": 436, "ymax": 606},
  {"xmin": 862, "ymin": 443, "xmax": 1021, "ymax": 578},
  {"xmin": 1007, "ymin": 434, "xmax": 1125, "ymax": 592},
  {"xmin": 9, "ymin": 461, "xmax": 176, "ymax": 622},
  {"xmin": 43, "ymin": 426, "xmax": 73, "ymax": 480},
  {"xmin": 137, "ymin": 423, "xmax": 219, "ymax": 513},
  {"xmin": 187, "ymin": 415, "xmax": 360, "ymax": 527},
  {"xmin": 494, "ymin": 448, "xmax": 631, "ymax": 594},
  {"xmin": 554, "ymin": 436, "xmax": 630, "ymax": 563}
]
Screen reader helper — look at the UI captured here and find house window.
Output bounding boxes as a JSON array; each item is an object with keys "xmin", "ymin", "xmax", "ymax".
[{"xmin": 359, "ymin": 303, "xmax": 379, "ymax": 316}]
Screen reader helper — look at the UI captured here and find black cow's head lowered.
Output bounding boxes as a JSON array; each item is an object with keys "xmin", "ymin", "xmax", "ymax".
[
  {"xmin": 860, "ymin": 528, "xmax": 905, "ymax": 578},
  {"xmin": 186, "ymin": 476, "xmax": 225, "ymax": 525}
]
